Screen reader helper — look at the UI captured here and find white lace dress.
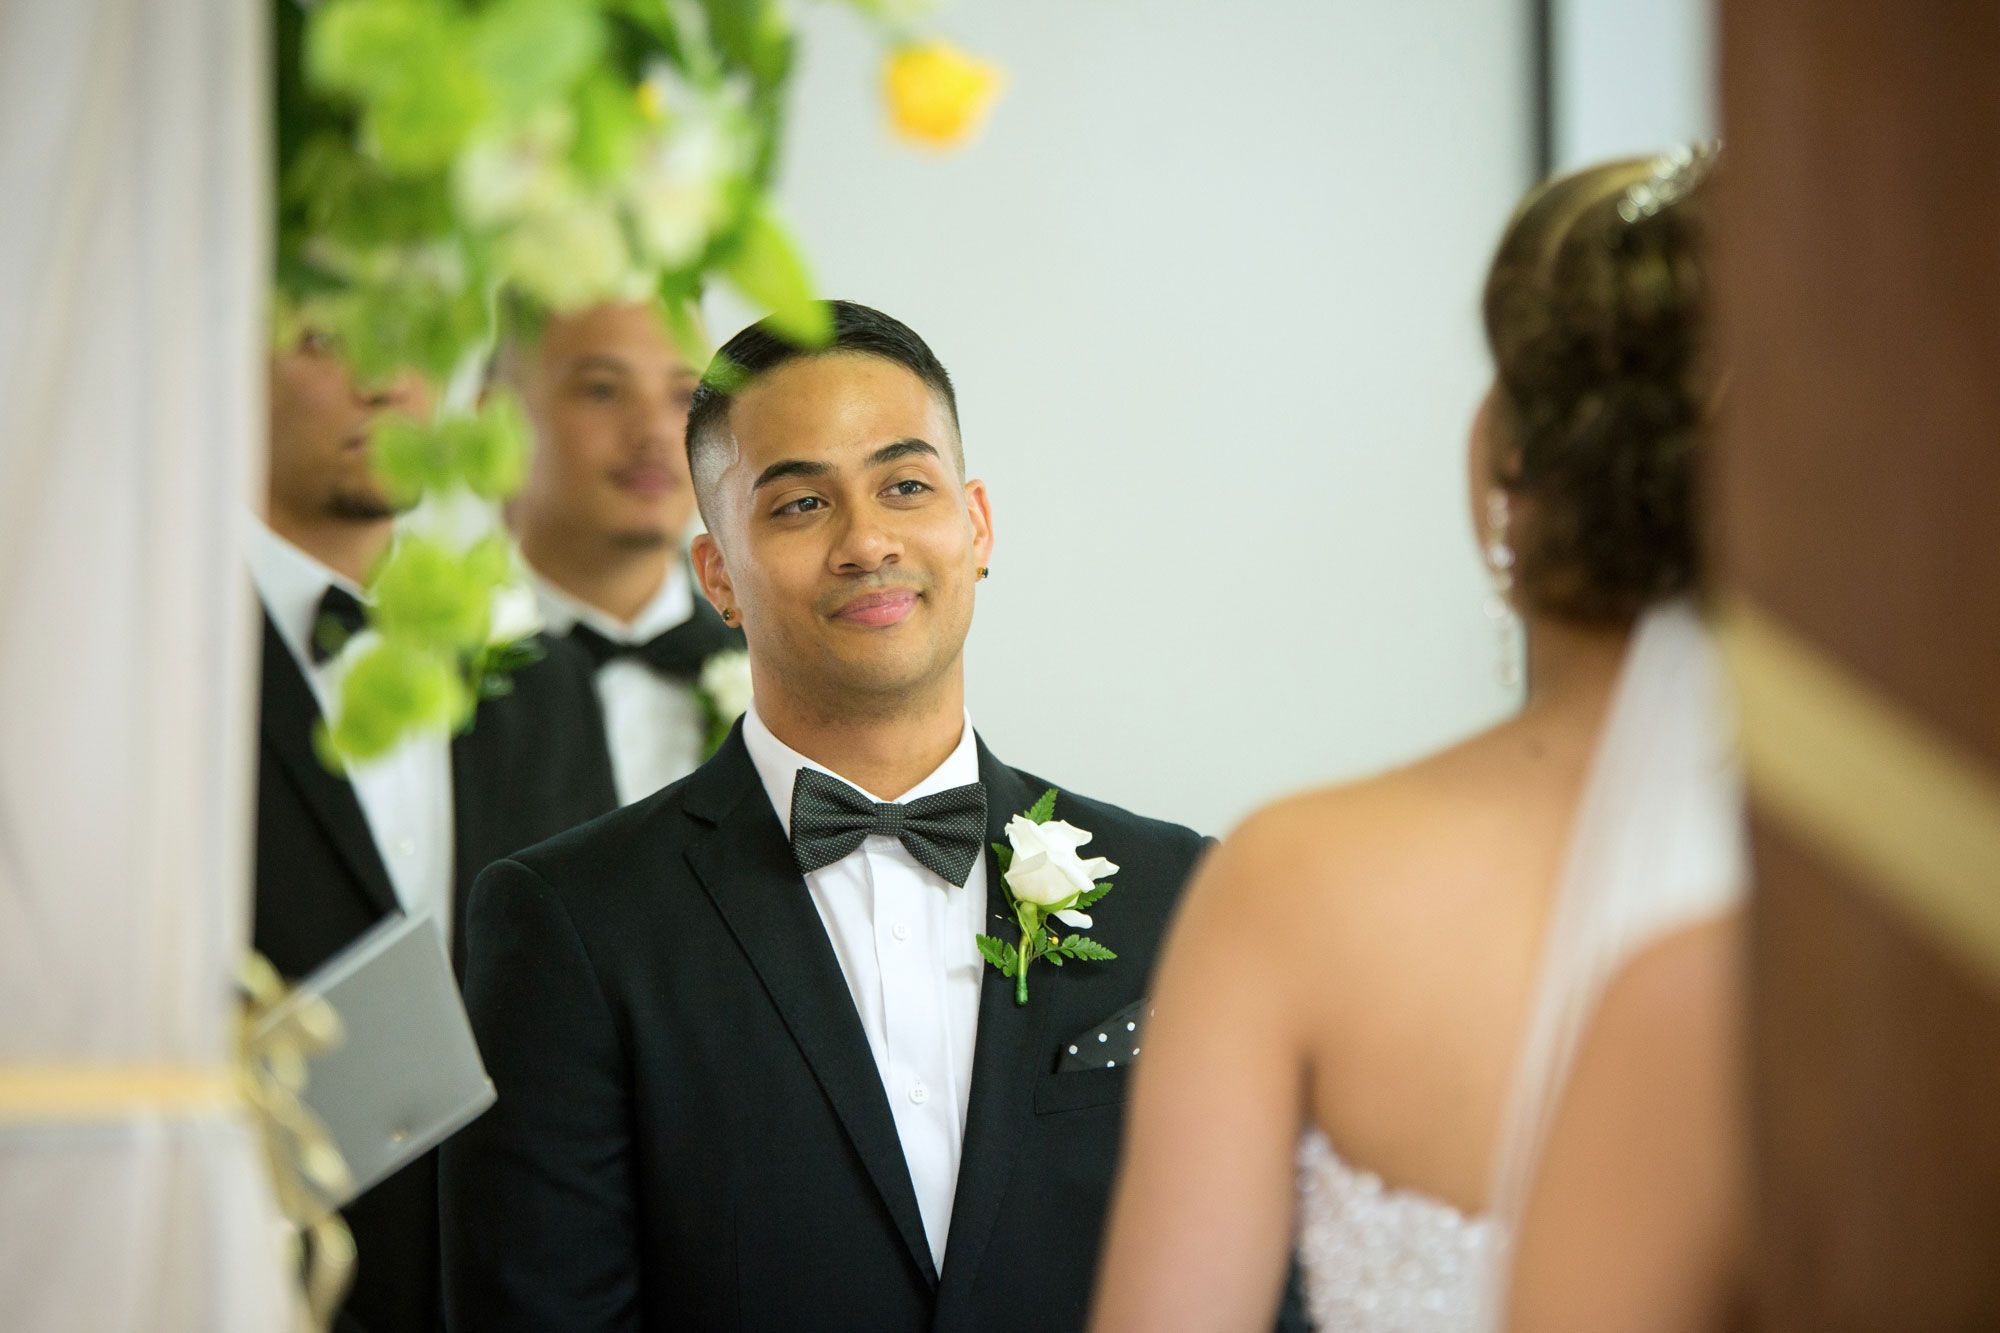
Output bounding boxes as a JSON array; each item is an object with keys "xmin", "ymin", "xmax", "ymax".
[
  {"xmin": 1295, "ymin": 1130, "xmax": 1500, "ymax": 1330},
  {"xmin": 1291, "ymin": 601, "xmax": 1745, "ymax": 1331}
]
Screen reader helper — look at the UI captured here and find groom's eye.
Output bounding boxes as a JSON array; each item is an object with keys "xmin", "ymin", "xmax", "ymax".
[
  {"xmin": 775, "ymin": 495, "xmax": 826, "ymax": 517},
  {"xmin": 883, "ymin": 478, "xmax": 931, "ymax": 499}
]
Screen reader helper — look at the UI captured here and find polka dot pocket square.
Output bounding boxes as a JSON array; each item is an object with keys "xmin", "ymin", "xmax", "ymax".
[{"xmin": 1057, "ymin": 998, "xmax": 1148, "ymax": 1073}]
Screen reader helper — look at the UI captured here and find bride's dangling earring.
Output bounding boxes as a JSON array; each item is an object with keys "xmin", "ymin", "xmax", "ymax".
[{"xmin": 1483, "ymin": 489, "xmax": 1524, "ymax": 691}]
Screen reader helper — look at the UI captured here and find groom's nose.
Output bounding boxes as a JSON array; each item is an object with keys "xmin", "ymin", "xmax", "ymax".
[{"xmin": 828, "ymin": 505, "xmax": 903, "ymax": 575}]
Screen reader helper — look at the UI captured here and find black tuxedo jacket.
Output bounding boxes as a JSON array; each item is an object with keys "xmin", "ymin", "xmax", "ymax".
[
  {"xmin": 253, "ymin": 613, "xmax": 619, "ymax": 1333},
  {"xmin": 440, "ymin": 725, "xmax": 1308, "ymax": 1332}
]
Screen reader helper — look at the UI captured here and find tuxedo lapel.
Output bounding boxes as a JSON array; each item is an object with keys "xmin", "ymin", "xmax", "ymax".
[
  {"xmin": 936, "ymin": 743, "xmax": 1056, "ymax": 1309},
  {"xmin": 258, "ymin": 613, "xmax": 399, "ymax": 921},
  {"xmin": 448, "ymin": 720, "xmax": 492, "ymax": 973},
  {"xmin": 682, "ymin": 728, "xmax": 940, "ymax": 1289}
]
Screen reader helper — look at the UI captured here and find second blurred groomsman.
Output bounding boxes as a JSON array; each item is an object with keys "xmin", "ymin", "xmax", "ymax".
[
  {"xmin": 254, "ymin": 328, "xmax": 618, "ymax": 1333},
  {"xmin": 503, "ymin": 299, "xmax": 747, "ymax": 804}
]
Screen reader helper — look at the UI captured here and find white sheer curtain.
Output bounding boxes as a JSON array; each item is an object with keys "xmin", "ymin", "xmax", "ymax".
[{"xmin": 0, "ymin": 0, "xmax": 292, "ymax": 1328}]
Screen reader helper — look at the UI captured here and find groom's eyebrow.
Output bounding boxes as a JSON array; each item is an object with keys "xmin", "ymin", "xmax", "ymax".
[
  {"xmin": 867, "ymin": 438, "xmax": 939, "ymax": 467},
  {"xmin": 752, "ymin": 458, "xmax": 833, "ymax": 491},
  {"xmin": 751, "ymin": 439, "xmax": 940, "ymax": 492}
]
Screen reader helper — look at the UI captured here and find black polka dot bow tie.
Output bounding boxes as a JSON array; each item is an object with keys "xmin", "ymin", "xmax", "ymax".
[{"xmin": 789, "ymin": 767, "xmax": 988, "ymax": 887}]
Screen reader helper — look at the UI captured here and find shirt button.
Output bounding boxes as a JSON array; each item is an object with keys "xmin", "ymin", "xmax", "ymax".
[
  {"xmin": 908, "ymin": 1082, "xmax": 929, "ymax": 1105},
  {"xmin": 892, "ymin": 922, "xmax": 911, "ymax": 942},
  {"xmin": 392, "ymin": 835, "xmax": 416, "ymax": 859}
]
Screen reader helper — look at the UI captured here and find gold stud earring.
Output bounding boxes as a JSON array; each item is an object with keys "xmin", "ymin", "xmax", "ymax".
[
  {"xmin": 976, "ymin": 566, "xmax": 989, "ymax": 580},
  {"xmin": 720, "ymin": 607, "xmax": 736, "ymax": 623}
]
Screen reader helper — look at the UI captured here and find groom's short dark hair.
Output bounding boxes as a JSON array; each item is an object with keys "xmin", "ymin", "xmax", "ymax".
[{"xmin": 685, "ymin": 300, "xmax": 961, "ymax": 525}]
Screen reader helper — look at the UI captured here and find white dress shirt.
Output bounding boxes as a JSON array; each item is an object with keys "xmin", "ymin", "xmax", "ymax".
[
  {"xmin": 244, "ymin": 519, "xmax": 457, "ymax": 947},
  {"xmin": 530, "ymin": 564, "xmax": 708, "ymax": 806},
  {"xmin": 742, "ymin": 705, "xmax": 987, "ymax": 1271}
]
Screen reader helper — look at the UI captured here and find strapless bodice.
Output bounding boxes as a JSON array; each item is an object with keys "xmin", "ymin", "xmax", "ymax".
[{"xmin": 1294, "ymin": 1129, "xmax": 1500, "ymax": 1331}]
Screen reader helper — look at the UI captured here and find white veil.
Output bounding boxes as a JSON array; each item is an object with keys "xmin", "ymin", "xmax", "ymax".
[{"xmin": 1481, "ymin": 598, "xmax": 1748, "ymax": 1322}]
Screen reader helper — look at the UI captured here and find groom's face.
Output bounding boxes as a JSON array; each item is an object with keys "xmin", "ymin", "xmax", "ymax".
[{"xmin": 692, "ymin": 353, "xmax": 992, "ymax": 711}]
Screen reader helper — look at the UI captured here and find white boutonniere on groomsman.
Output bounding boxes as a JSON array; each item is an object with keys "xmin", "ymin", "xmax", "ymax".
[
  {"xmin": 979, "ymin": 789, "xmax": 1118, "ymax": 1005},
  {"xmin": 695, "ymin": 649, "xmax": 754, "ymax": 757}
]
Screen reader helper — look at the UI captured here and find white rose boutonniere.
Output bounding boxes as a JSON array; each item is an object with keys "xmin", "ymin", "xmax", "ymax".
[
  {"xmin": 979, "ymin": 788, "xmax": 1118, "ymax": 1005},
  {"xmin": 485, "ymin": 579, "xmax": 546, "ymax": 647},
  {"xmin": 695, "ymin": 649, "xmax": 754, "ymax": 756}
]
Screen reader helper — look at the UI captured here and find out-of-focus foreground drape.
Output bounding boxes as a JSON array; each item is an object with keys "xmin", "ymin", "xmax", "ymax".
[{"xmin": 0, "ymin": 0, "xmax": 292, "ymax": 1329}]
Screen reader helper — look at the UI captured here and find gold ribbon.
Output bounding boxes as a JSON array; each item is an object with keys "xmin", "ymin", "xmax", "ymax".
[
  {"xmin": 0, "ymin": 953, "xmax": 357, "ymax": 1332},
  {"xmin": 0, "ymin": 1066, "xmax": 236, "ymax": 1120},
  {"xmin": 238, "ymin": 952, "xmax": 357, "ymax": 1332},
  {"xmin": 1720, "ymin": 596, "xmax": 2000, "ymax": 991}
]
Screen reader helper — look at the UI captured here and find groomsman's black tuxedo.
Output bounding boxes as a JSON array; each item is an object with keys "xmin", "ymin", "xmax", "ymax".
[
  {"xmin": 253, "ymin": 613, "xmax": 619, "ymax": 1333},
  {"xmin": 439, "ymin": 724, "xmax": 1309, "ymax": 1332}
]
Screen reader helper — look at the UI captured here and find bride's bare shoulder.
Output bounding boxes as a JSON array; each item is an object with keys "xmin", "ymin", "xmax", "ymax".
[{"xmin": 1191, "ymin": 727, "xmax": 1539, "ymax": 937}]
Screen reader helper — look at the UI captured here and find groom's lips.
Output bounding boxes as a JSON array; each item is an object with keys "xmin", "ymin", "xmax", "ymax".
[{"xmin": 830, "ymin": 587, "xmax": 920, "ymax": 627}]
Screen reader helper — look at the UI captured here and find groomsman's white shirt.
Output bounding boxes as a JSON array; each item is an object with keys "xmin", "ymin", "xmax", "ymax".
[
  {"xmin": 530, "ymin": 563, "xmax": 707, "ymax": 805},
  {"xmin": 742, "ymin": 704, "xmax": 986, "ymax": 1272},
  {"xmin": 244, "ymin": 519, "xmax": 456, "ymax": 947}
]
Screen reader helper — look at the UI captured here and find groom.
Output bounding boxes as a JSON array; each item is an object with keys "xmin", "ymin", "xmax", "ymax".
[{"xmin": 440, "ymin": 302, "xmax": 1299, "ymax": 1331}]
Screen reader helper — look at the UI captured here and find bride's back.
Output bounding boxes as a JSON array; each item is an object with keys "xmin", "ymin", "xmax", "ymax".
[
  {"xmin": 1092, "ymin": 151, "xmax": 1721, "ymax": 1333},
  {"xmin": 1279, "ymin": 154, "xmax": 1720, "ymax": 1219},
  {"xmin": 1264, "ymin": 643, "xmax": 1626, "ymax": 1215}
]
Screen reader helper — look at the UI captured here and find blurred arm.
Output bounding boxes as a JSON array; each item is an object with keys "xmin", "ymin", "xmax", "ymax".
[
  {"xmin": 1505, "ymin": 915, "xmax": 1750, "ymax": 1333},
  {"xmin": 1089, "ymin": 826, "xmax": 1308, "ymax": 1333}
]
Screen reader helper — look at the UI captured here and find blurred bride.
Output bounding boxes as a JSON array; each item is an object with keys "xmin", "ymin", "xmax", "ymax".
[{"xmin": 1090, "ymin": 147, "xmax": 1742, "ymax": 1333}]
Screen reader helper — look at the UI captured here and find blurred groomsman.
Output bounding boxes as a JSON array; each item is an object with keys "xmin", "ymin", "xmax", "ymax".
[
  {"xmin": 252, "ymin": 328, "xmax": 618, "ymax": 1333},
  {"xmin": 501, "ymin": 299, "xmax": 747, "ymax": 805}
]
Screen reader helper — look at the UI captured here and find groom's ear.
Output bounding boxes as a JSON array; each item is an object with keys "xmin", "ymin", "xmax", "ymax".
[
  {"xmin": 691, "ymin": 533, "xmax": 736, "ymax": 619},
  {"xmin": 963, "ymin": 477, "xmax": 994, "ymax": 570}
]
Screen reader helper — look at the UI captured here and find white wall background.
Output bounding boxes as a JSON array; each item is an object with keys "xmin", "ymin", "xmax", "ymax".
[
  {"xmin": 717, "ymin": 0, "xmax": 1537, "ymax": 835},
  {"xmin": 1553, "ymin": 0, "xmax": 1716, "ymax": 169}
]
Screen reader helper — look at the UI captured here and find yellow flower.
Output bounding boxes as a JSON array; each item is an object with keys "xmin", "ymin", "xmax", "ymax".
[
  {"xmin": 882, "ymin": 40, "xmax": 1003, "ymax": 148},
  {"xmin": 637, "ymin": 76, "xmax": 667, "ymax": 125}
]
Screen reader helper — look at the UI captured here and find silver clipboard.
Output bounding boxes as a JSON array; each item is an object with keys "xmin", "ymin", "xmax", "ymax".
[{"xmin": 253, "ymin": 912, "xmax": 496, "ymax": 1208}]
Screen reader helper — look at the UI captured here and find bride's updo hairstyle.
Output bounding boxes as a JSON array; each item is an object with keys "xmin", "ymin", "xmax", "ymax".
[{"xmin": 1482, "ymin": 145, "xmax": 1719, "ymax": 625}]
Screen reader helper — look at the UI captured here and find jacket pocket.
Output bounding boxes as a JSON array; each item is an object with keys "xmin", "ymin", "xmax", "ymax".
[{"xmin": 1032, "ymin": 1064, "xmax": 1130, "ymax": 1115}]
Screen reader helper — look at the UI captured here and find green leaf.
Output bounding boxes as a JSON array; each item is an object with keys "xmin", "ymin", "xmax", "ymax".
[
  {"xmin": 307, "ymin": 0, "xmax": 450, "ymax": 101},
  {"xmin": 569, "ymin": 71, "xmax": 644, "ymax": 183},
  {"xmin": 369, "ymin": 414, "xmax": 454, "ymax": 506},
  {"xmin": 696, "ymin": 0, "xmax": 793, "ymax": 84},
  {"xmin": 1057, "ymin": 935, "xmax": 1117, "ymax": 962},
  {"xmin": 459, "ymin": 394, "xmax": 531, "ymax": 499},
  {"xmin": 473, "ymin": 0, "xmax": 605, "ymax": 119},
  {"xmin": 327, "ymin": 638, "xmax": 463, "ymax": 761},
  {"xmin": 309, "ymin": 0, "xmax": 491, "ymax": 173},
  {"xmin": 990, "ymin": 841, "xmax": 1012, "ymax": 875},
  {"xmin": 1024, "ymin": 788, "xmax": 1058, "ymax": 824},
  {"xmin": 311, "ymin": 718, "xmax": 348, "ymax": 776},
  {"xmin": 721, "ymin": 205, "xmax": 829, "ymax": 347},
  {"xmin": 477, "ymin": 670, "xmax": 518, "ymax": 701},
  {"xmin": 369, "ymin": 536, "xmax": 502, "ymax": 652},
  {"xmin": 281, "ymin": 134, "xmax": 455, "ymax": 255},
  {"xmin": 336, "ymin": 266, "xmax": 491, "ymax": 387},
  {"xmin": 366, "ymin": 57, "xmax": 493, "ymax": 173},
  {"xmin": 975, "ymin": 934, "xmax": 1017, "ymax": 977},
  {"xmin": 654, "ymin": 287, "xmax": 712, "ymax": 370},
  {"xmin": 483, "ymin": 634, "xmax": 547, "ymax": 674},
  {"xmin": 699, "ymin": 350, "xmax": 750, "ymax": 395},
  {"xmin": 1074, "ymin": 882, "xmax": 1112, "ymax": 910}
]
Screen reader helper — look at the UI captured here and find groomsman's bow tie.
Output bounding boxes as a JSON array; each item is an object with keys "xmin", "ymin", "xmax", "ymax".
[
  {"xmin": 789, "ymin": 767, "xmax": 988, "ymax": 887},
  {"xmin": 310, "ymin": 585, "xmax": 369, "ymax": 665},
  {"xmin": 569, "ymin": 614, "xmax": 731, "ymax": 682}
]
